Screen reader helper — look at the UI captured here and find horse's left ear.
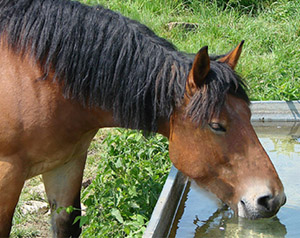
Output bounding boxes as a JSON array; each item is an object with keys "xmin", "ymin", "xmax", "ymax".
[
  {"xmin": 218, "ymin": 40, "xmax": 244, "ymax": 70},
  {"xmin": 187, "ymin": 46, "xmax": 210, "ymax": 90}
]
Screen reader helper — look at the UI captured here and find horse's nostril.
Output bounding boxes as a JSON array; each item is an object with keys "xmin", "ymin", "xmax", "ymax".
[{"xmin": 257, "ymin": 195, "xmax": 272, "ymax": 211}]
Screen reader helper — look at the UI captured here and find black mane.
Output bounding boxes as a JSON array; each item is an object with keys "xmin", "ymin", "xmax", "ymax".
[{"xmin": 0, "ymin": 0, "xmax": 249, "ymax": 132}]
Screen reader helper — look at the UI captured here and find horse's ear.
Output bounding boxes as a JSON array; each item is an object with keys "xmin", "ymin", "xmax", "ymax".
[
  {"xmin": 218, "ymin": 40, "xmax": 244, "ymax": 70},
  {"xmin": 188, "ymin": 46, "xmax": 210, "ymax": 90}
]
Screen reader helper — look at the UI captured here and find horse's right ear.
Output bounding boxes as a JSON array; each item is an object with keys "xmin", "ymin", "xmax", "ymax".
[
  {"xmin": 187, "ymin": 46, "xmax": 210, "ymax": 91},
  {"xmin": 218, "ymin": 40, "xmax": 244, "ymax": 70}
]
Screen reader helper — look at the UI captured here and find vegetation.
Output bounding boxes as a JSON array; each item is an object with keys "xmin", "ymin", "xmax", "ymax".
[
  {"xmin": 80, "ymin": 130, "xmax": 170, "ymax": 237},
  {"xmin": 12, "ymin": 0, "xmax": 299, "ymax": 237}
]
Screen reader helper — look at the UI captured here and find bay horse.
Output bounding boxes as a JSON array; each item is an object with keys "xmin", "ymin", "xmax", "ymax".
[{"xmin": 0, "ymin": 0, "xmax": 286, "ymax": 237}]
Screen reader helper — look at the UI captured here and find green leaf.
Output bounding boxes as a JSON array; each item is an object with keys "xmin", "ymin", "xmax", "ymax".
[
  {"xmin": 56, "ymin": 207, "xmax": 64, "ymax": 214},
  {"xmin": 73, "ymin": 215, "xmax": 89, "ymax": 227},
  {"xmin": 66, "ymin": 206, "xmax": 74, "ymax": 214},
  {"xmin": 128, "ymin": 186, "xmax": 137, "ymax": 196},
  {"xmin": 75, "ymin": 216, "xmax": 89, "ymax": 227},
  {"xmin": 115, "ymin": 158, "xmax": 122, "ymax": 168},
  {"xmin": 111, "ymin": 208, "xmax": 124, "ymax": 223},
  {"xmin": 136, "ymin": 214, "xmax": 145, "ymax": 225},
  {"xmin": 124, "ymin": 226, "xmax": 131, "ymax": 235},
  {"xmin": 130, "ymin": 201, "xmax": 140, "ymax": 209}
]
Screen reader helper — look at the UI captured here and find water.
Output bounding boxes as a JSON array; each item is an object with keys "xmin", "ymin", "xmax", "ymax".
[{"xmin": 169, "ymin": 125, "xmax": 300, "ymax": 238}]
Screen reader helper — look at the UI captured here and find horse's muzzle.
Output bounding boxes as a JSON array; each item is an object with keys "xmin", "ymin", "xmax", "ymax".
[{"xmin": 237, "ymin": 191, "xmax": 286, "ymax": 219}]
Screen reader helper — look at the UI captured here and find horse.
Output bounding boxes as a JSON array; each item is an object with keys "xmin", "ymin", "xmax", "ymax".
[{"xmin": 0, "ymin": 0, "xmax": 286, "ymax": 237}]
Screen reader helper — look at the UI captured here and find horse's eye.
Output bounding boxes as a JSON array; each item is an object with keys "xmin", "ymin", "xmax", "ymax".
[{"xmin": 209, "ymin": 123, "xmax": 226, "ymax": 133}]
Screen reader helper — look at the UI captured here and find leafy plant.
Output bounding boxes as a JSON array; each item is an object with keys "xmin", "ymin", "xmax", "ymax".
[{"xmin": 80, "ymin": 129, "xmax": 171, "ymax": 238}]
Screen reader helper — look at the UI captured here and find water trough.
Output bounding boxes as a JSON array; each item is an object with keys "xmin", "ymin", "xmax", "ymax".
[{"xmin": 143, "ymin": 100, "xmax": 300, "ymax": 238}]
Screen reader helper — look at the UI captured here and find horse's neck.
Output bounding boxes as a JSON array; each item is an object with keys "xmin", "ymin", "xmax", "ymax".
[{"xmin": 0, "ymin": 41, "xmax": 171, "ymax": 137}]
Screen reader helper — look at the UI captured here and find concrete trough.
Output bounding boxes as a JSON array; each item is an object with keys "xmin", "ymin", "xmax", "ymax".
[{"xmin": 143, "ymin": 101, "xmax": 300, "ymax": 238}]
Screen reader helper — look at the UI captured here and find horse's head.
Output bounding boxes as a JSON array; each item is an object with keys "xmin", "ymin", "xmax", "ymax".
[{"xmin": 169, "ymin": 42, "xmax": 286, "ymax": 219}]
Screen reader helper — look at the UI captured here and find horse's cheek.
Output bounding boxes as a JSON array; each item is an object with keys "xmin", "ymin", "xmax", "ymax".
[{"xmin": 169, "ymin": 138, "xmax": 207, "ymax": 179}]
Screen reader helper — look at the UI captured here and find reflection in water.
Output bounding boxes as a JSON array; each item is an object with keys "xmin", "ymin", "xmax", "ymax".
[
  {"xmin": 193, "ymin": 207, "xmax": 287, "ymax": 238},
  {"xmin": 268, "ymin": 136, "xmax": 299, "ymax": 155},
  {"xmin": 170, "ymin": 130, "xmax": 300, "ymax": 238}
]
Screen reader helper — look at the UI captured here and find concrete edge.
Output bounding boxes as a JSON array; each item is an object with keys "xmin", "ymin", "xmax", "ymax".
[
  {"xmin": 143, "ymin": 167, "xmax": 188, "ymax": 238},
  {"xmin": 250, "ymin": 101, "xmax": 300, "ymax": 122}
]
